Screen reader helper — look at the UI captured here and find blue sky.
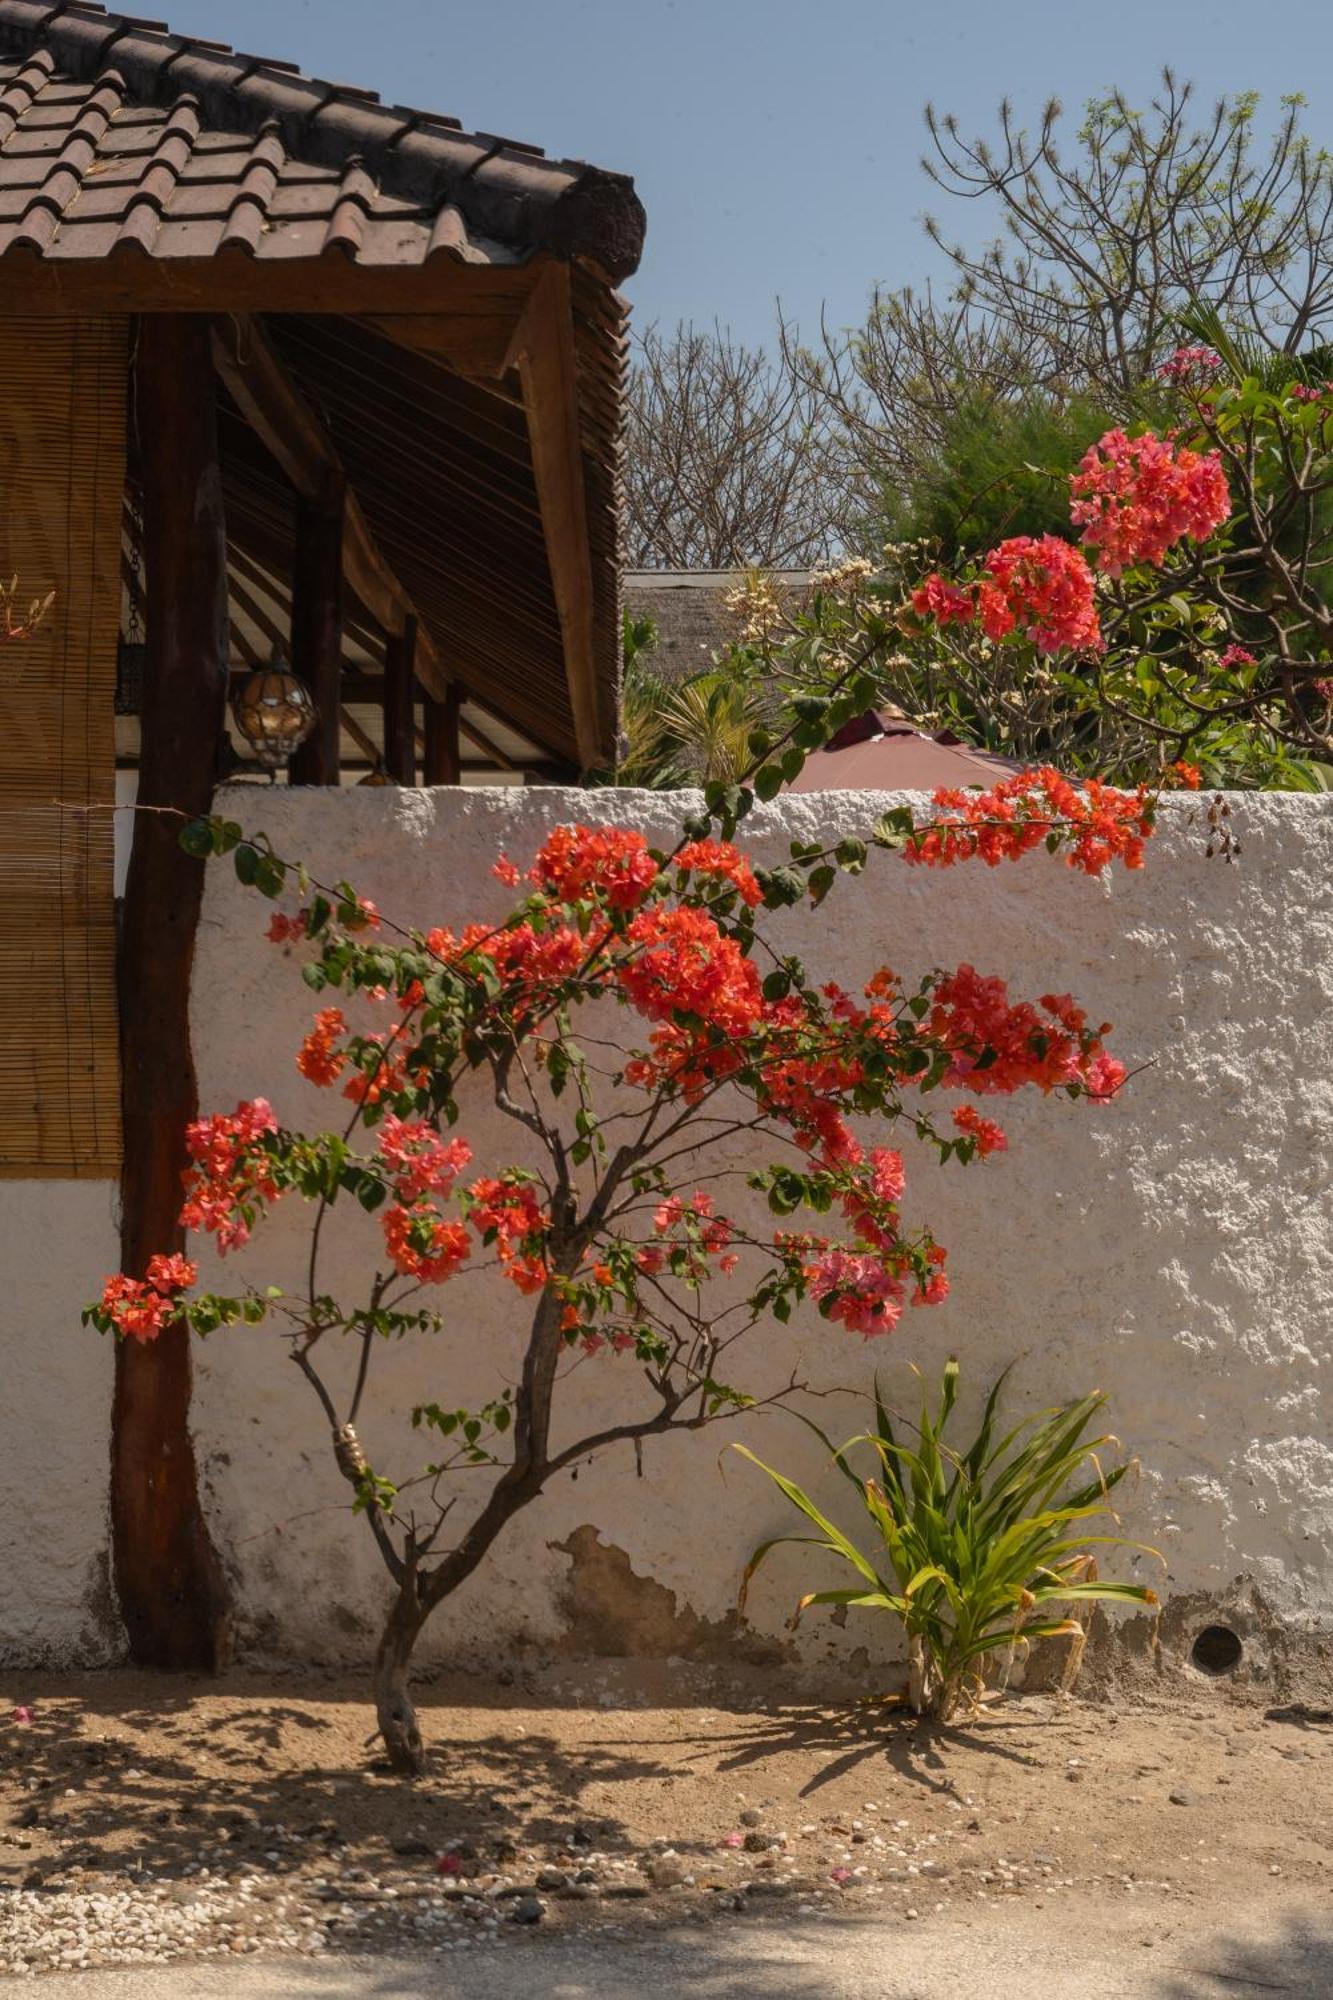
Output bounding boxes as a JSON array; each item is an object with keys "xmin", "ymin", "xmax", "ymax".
[{"xmin": 157, "ymin": 0, "xmax": 1333, "ymax": 351}]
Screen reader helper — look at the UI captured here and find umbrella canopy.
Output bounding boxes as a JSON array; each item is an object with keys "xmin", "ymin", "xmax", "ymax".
[{"xmin": 785, "ymin": 711, "xmax": 1025, "ymax": 792}]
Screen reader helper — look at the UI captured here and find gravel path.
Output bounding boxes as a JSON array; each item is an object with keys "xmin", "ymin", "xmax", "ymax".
[
  {"xmin": 4, "ymin": 1670, "xmax": 1331, "ymax": 1990},
  {"xmin": 1, "ymin": 1900, "xmax": 1332, "ymax": 1999}
]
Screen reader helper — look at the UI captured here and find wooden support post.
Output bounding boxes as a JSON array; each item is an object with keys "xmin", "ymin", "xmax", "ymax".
[
  {"xmin": 505, "ymin": 264, "xmax": 605, "ymax": 770},
  {"xmin": 383, "ymin": 616, "xmax": 417, "ymax": 785},
  {"xmin": 423, "ymin": 680, "xmax": 463, "ymax": 785},
  {"xmin": 288, "ymin": 491, "xmax": 345, "ymax": 785},
  {"xmin": 112, "ymin": 315, "xmax": 232, "ymax": 1671}
]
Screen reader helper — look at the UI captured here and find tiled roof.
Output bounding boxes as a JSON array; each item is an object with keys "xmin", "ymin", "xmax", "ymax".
[{"xmin": 0, "ymin": 2, "xmax": 645, "ymax": 279}]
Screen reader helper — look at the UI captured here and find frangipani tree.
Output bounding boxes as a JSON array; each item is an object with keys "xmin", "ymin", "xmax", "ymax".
[
  {"xmin": 700, "ymin": 359, "xmax": 1333, "ymax": 792},
  {"xmin": 89, "ymin": 785, "xmax": 1156, "ymax": 1775}
]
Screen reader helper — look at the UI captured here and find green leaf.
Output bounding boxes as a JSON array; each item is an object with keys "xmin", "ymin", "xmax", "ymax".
[
  {"xmin": 179, "ymin": 818, "xmax": 216, "ymax": 858},
  {"xmin": 871, "ymin": 808, "xmax": 915, "ymax": 850},
  {"xmin": 807, "ymin": 864, "xmax": 837, "ymax": 907}
]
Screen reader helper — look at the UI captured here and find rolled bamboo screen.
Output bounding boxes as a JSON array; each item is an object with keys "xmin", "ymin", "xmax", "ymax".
[{"xmin": 0, "ymin": 316, "xmax": 125, "ymax": 1177}]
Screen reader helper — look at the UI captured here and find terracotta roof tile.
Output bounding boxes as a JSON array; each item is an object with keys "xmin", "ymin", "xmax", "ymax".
[{"xmin": 0, "ymin": 0, "xmax": 645, "ymax": 278}]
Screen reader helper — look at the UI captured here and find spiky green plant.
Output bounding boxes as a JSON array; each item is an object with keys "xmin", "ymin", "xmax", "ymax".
[{"xmin": 737, "ymin": 1361, "xmax": 1161, "ymax": 1720}]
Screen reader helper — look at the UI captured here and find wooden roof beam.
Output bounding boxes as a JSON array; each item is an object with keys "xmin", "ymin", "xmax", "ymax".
[
  {"xmin": 210, "ymin": 313, "xmax": 452, "ymax": 701},
  {"xmin": 504, "ymin": 262, "xmax": 605, "ymax": 771}
]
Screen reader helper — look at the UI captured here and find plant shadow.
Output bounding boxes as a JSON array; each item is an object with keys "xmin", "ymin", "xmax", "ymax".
[{"xmin": 670, "ymin": 1695, "xmax": 1045, "ymax": 1797}]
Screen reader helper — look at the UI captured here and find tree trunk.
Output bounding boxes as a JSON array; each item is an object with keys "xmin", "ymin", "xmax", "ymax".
[{"xmin": 374, "ymin": 1582, "xmax": 427, "ymax": 1777}]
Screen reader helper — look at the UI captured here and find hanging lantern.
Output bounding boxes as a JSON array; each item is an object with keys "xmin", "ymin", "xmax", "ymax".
[{"xmin": 232, "ymin": 647, "xmax": 317, "ymax": 770}]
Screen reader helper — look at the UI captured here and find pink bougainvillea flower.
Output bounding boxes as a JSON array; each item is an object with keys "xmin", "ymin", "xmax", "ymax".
[
  {"xmin": 1157, "ymin": 345, "xmax": 1222, "ymax": 384},
  {"xmin": 976, "ymin": 536, "xmax": 1102, "ymax": 653},
  {"xmin": 1071, "ymin": 428, "xmax": 1229, "ymax": 576},
  {"xmin": 910, "ymin": 572, "xmax": 975, "ymax": 627}
]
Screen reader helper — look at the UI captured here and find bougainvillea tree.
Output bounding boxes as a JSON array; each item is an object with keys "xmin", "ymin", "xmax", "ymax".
[{"xmin": 88, "ymin": 781, "xmax": 1155, "ymax": 1774}]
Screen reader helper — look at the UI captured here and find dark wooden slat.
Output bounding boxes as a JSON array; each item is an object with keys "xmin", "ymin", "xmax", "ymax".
[
  {"xmin": 113, "ymin": 314, "xmax": 231, "ymax": 1673},
  {"xmin": 383, "ymin": 615, "xmax": 417, "ymax": 784},
  {"xmin": 289, "ymin": 492, "xmax": 344, "ymax": 786},
  {"xmin": 0, "ymin": 258, "xmax": 538, "ymax": 322},
  {"xmin": 423, "ymin": 679, "xmax": 462, "ymax": 785}
]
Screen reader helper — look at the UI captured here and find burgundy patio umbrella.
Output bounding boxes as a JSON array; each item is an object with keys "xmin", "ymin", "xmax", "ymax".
[{"xmin": 784, "ymin": 711, "xmax": 1025, "ymax": 792}]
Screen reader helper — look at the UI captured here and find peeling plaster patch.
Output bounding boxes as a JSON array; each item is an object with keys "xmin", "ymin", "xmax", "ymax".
[
  {"xmin": 1077, "ymin": 1580, "xmax": 1333, "ymax": 1706},
  {"xmin": 76, "ymin": 1547, "xmax": 125, "ymax": 1664},
  {"xmin": 551, "ymin": 1527, "xmax": 787, "ymax": 1665}
]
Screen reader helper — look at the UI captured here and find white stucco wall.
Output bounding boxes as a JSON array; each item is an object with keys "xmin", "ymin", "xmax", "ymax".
[
  {"xmin": 1, "ymin": 1182, "xmax": 120, "ymax": 1665},
  {"xmin": 172, "ymin": 783, "xmax": 1333, "ymax": 1675},
  {"xmin": 6, "ymin": 784, "xmax": 1327, "ymax": 1674}
]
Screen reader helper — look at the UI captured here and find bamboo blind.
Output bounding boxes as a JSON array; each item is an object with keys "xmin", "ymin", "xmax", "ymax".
[{"xmin": 0, "ymin": 317, "xmax": 125, "ymax": 1177}]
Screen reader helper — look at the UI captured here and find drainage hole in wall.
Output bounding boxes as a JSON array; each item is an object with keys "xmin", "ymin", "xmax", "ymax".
[{"xmin": 1191, "ymin": 1624, "xmax": 1243, "ymax": 1675}]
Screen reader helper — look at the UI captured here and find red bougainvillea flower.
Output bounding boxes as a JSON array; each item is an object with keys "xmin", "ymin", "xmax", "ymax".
[
  {"xmin": 910, "ymin": 572, "xmax": 975, "ymax": 626},
  {"xmin": 617, "ymin": 905, "xmax": 764, "ymax": 1038},
  {"xmin": 341, "ymin": 1033, "xmax": 417, "ymax": 1108},
  {"xmin": 1070, "ymin": 428, "xmax": 1230, "ymax": 576},
  {"xmin": 928, "ymin": 965, "xmax": 1120, "ymax": 1100},
  {"xmin": 906, "ymin": 767, "xmax": 1152, "ymax": 877},
  {"xmin": 952, "ymin": 1104, "xmax": 1008, "ymax": 1156},
  {"xmin": 529, "ymin": 824, "xmax": 659, "ymax": 912},
  {"xmin": 376, "ymin": 1119, "xmax": 472, "ymax": 1204},
  {"xmin": 98, "ymin": 1250, "xmax": 198, "ymax": 1343},
  {"xmin": 267, "ymin": 911, "xmax": 308, "ymax": 945},
  {"xmin": 179, "ymin": 1098, "xmax": 280, "ymax": 1253},
  {"xmin": 382, "ymin": 1204, "xmax": 471, "ymax": 1285},
  {"xmin": 1165, "ymin": 760, "xmax": 1203, "ymax": 791},
  {"xmin": 146, "ymin": 1252, "xmax": 198, "ymax": 1292},
  {"xmin": 1217, "ymin": 644, "xmax": 1256, "ymax": 670},
  {"xmin": 805, "ymin": 1248, "xmax": 906, "ymax": 1339},
  {"xmin": 297, "ymin": 1008, "xmax": 348, "ymax": 1087},
  {"xmin": 675, "ymin": 839, "xmax": 763, "ymax": 907},
  {"xmin": 467, "ymin": 1175, "xmax": 551, "ymax": 1294},
  {"xmin": 977, "ymin": 536, "xmax": 1102, "ymax": 653}
]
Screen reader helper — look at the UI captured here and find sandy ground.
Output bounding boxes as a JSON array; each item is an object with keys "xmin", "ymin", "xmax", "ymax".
[{"xmin": 1, "ymin": 1660, "xmax": 1330, "ymax": 1984}]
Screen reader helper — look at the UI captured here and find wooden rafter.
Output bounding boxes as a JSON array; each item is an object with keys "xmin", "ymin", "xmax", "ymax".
[
  {"xmin": 210, "ymin": 315, "xmax": 451, "ymax": 700},
  {"xmin": 504, "ymin": 263, "xmax": 603, "ymax": 770},
  {"xmin": 359, "ymin": 314, "xmax": 525, "ymax": 391}
]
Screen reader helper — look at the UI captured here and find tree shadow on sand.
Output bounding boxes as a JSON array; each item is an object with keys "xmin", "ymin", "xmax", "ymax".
[
  {"xmin": 1151, "ymin": 1908, "xmax": 1333, "ymax": 1999},
  {"xmin": 1, "ymin": 1676, "xmax": 674, "ymax": 1886}
]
